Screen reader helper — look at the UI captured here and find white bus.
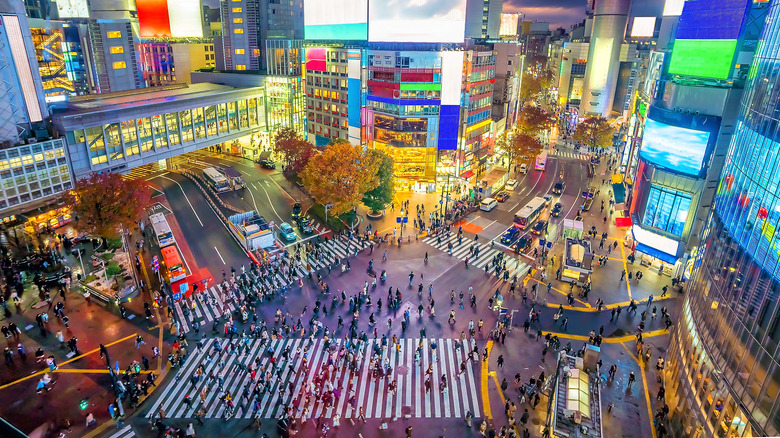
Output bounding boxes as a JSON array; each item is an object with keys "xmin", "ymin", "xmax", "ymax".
[
  {"xmin": 535, "ymin": 150, "xmax": 548, "ymax": 171},
  {"xmin": 203, "ymin": 167, "xmax": 230, "ymax": 192},
  {"xmin": 513, "ymin": 196, "xmax": 548, "ymax": 230},
  {"xmin": 149, "ymin": 213, "xmax": 175, "ymax": 247}
]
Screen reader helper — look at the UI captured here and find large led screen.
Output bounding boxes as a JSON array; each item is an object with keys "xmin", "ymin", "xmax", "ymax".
[
  {"xmin": 668, "ymin": 39, "xmax": 737, "ymax": 79},
  {"xmin": 56, "ymin": 0, "xmax": 89, "ymax": 18},
  {"xmin": 368, "ymin": 0, "xmax": 467, "ymax": 43},
  {"xmin": 137, "ymin": 0, "xmax": 172, "ymax": 37},
  {"xmin": 639, "ymin": 119, "xmax": 710, "ymax": 177},
  {"xmin": 305, "ymin": 0, "xmax": 368, "ymax": 40}
]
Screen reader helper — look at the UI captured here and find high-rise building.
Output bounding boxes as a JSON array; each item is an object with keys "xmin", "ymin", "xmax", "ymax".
[
  {"xmin": 664, "ymin": 1, "xmax": 780, "ymax": 437},
  {"xmin": 28, "ymin": 19, "xmax": 94, "ymax": 99},
  {"xmin": 459, "ymin": 47, "xmax": 496, "ymax": 180},
  {"xmin": 88, "ymin": 0, "xmax": 144, "ymax": 93},
  {"xmin": 220, "ymin": 0, "xmax": 303, "ymax": 71},
  {"xmin": 465, "ymin": 0, "xmax": 503, "ymax": 40},
  {"xmin": 138, "ymin": 41, "xmax": 216, "ymax": 87},
  {"xmin": 0, "ymin": 0, "xmax": 72, "ymax": 215}
]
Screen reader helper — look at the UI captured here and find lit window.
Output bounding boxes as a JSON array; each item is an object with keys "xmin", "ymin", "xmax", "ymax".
[
  {"xmin": 234, "ymin": 28, "xmax": 243, "ymax": 34},
  {"xmin": 232, "ymin": 7, "xmax": 242, "ymax": 12},
  {"xmin": 237, "ymin": 65, "xmax": 246, "ymax": 70},
  {"xmin": 233, "ymin": 18, "xmax": 243, "ymax": 23},
  {"xmin": 107, "ymin": 31, "xmax": 122, "ymax": 38},
  {"xmin": 110, "ymin": 46, "xmax": 124, "ymax": 54},
  {"xmin": 235, "ymin": 49, "xmax": 245, "ymax": 55},
  {"xmin": 113, "ymin": 61, "xmax": 126, "ymax": 69}
]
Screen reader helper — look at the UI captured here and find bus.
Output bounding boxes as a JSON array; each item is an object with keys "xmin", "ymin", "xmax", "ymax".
[
  {"xmin": 513, "ymin": 196, "xmax": 548, "ymax": 229},
  {"xmin": 203, "ymin": 167, "xmax": 230, "ymax": 192},
  {"xmin": 160, "ymin": 244, "xmax": 187, "ymax": 282},
  {"xmin": 535, "ymin": 150, "xmax": 548, "ymax": 171},
  {"xmin": 149, "ymin": 213, "xmax": 175, "ymax": 247}
]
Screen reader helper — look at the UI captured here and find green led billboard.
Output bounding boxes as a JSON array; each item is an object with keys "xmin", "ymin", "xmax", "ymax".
[{"xmin": 668, "ymin": 39, "xmax": 738, "ymax": 80}]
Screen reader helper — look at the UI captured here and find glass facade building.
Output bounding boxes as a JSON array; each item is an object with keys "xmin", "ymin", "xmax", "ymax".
[
  {"xmin": 665, "ymin": 2, "xmax": 780, "ymax": 436},
  {"xmin": 0, "ymin": 139, "xmax": 71, "ymax": 212}
]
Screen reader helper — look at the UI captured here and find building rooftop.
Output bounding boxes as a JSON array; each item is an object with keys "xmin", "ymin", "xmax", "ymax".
[
  {"xmin": 552, "ymin": 354, "xmax": 603, "ymax": 438},
  {"xmin": 54, "ymin": 83, "xmax": 246, "ymax": 116}
]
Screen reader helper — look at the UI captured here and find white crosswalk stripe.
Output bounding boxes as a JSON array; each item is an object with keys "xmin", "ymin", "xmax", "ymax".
[
  {"xmin": 552, "ymin": 151, "xmax": 590, "ymax": 160},
  {"xmin": 147, "ymin": 337, "xmax": 481, "ymax": 420},
  {"xmin": 171, "ymin": 237, "xmax": 364, "ymax": 334},
  {"xmin": 106, "ymin": 424, "xmax": 136, "ymax": 438},
  {"xmin": 421, "ymin": 234, "xmax": 532, "ymax": 281}
]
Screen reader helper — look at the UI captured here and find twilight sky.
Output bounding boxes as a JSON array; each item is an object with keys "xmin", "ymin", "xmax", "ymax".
[{"xmin": 503, "ymin": 0, "xmax": 585, "ymax": 30}]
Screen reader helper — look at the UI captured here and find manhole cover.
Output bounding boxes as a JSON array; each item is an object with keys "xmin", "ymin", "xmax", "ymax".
[{"xmin": 402, "ymin": 406, "xmax": 412, "ymax": 415}]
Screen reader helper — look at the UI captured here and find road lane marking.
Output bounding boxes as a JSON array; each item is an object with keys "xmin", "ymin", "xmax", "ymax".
[
  {"xmin": 480, "ymin": 340, "xmax": 493, "ymax": 419},
  {"xmin": 257, "ymin": 182, "xmax": 284, "ymax": 222},
  {"xmin": 156, "ymin": 175, "xmax": 204, "ymax": 227},
  {"xmin": 214, "ymin": 246, "xmax": 226, "ymax": 265}
]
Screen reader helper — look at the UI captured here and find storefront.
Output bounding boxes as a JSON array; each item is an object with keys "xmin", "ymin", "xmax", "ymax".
[
  {"xmin": 625, "ymin": 225, "xmax": 681, "ymax": 277},
  {"xmin": 26, "ymin": 207, "xmax": 73, "ymax": 233}
]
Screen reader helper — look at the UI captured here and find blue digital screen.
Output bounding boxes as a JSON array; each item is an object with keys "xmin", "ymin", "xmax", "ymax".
[
  {"xmin": 676, "ymin": 0, "xmax": 750, "ymax": 40},
  {"xmin": 639, "ymin": 119, "xmax": 711, "ymax": 177}
]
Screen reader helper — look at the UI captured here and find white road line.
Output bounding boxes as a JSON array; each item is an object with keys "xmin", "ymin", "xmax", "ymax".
[
  {"xmin": 214, "ymin": 246, "xmax": 226, "ymax": 265},
  {"xmin": 156, "ymin": 175, "xmax": 204, "ymax": 227},
  {"xmin": 257, "ymin": 183, "xmax": 284, "ymax": 222}
]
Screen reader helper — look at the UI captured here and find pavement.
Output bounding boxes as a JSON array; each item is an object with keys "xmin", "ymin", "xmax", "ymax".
[{"xmin": 0, "ymin": 142, "xmax": 680, "ymax": 438}]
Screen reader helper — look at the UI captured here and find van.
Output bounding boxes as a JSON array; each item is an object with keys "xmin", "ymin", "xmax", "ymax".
[
  {"xmin": 519, "ymin": 164, "xmax": 527, "ymax": 174},
  {"xmin": 480, "ymin": 198, "xmax": 498, "ymax": 211},
  {"xmin": 506, "ymin": 179, "xmax": 518, "ymax": 190}
]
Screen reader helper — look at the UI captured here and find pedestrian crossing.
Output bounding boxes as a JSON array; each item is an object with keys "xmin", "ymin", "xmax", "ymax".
[
  {"xmin": 552, "ymin": 151, "xmax": 591, "ymax": 160},
  {"xmin": 421, "ymin": 233, "xmax": 532, "ymax": 281},
  {"xmin": 171, "ymin": 236, "xmax": 367, "ymax": 334},
  {"xmin": 147, "ymin": 337, "xmax": 482, "ymax": 420},
  {"xmin": 123, "ymin": 163, "xmax": 165, "ymax": 181},
  {"xmin": 106, "ymin": 424, "xmax": 136, "ymax": 438}
]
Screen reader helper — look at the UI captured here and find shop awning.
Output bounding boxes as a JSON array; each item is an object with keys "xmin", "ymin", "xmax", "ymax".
[
  {"xmin": 460, "ymin": 170, "xmax": 474, "ymax": 179},
  {"xmin": 635, "ymin": 243, "xmax": 678, "ymax": 264}
]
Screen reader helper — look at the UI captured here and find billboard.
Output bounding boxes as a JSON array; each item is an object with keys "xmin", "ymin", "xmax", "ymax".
[
  {"xmin": 305, "ymin": 0, "xmax": 368, "ymax": 40},
  {"xmin": 500, "ymin": 13, "xmax": 519, "ymax": 37},
  {"xmin": 668, "ymin": 39, "xmax": 737, "ymax": 79},
  {"xmin": 640, "ymin": 119, "xmax": 711, "ymax": 177},
  {"xmin": 55, "ymin": 0, "xmax": 89, "ymax": 18},
  {"xmin": 137, "ymin": 0, "xmax": 203, "ymax": 37},
  {"xmin": 368, "ymin": 0, "xmax": 467, "ymax": 43},
  {"xmin": 630, "ymin": 17, "xmax": 656, "ymax": 37}
]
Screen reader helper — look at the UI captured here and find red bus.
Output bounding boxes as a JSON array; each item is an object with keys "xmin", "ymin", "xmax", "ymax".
[{"xmin": 160, "ymin": 245, "xmax": 187, "ymax": 282}]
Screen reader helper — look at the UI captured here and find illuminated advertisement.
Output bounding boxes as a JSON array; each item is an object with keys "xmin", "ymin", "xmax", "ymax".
[
  {"xmin": 305, "ymin": 48, "xmax": 327, "ymax": 72},
  {"xmin": 305, "ymin": 0, "xmax": 368, "ymax": 40},
  {"xmin": 500, "ymin": 13, "xmax": 519, "ymax": 37},
  {"xmin": 137, "ymin": 0, "xmax": 203, "ymax": 37},
  {"xmin": 55, "ymin": 0, "xmax": 89, "ymax": 18},
  {"xmin": 630, "ymin": 17, "xmax": 656, "ymax": 37},
  {"xmin": 639, "ymin": 107, "xmax": 720, "ymax": 178},
  {"xmin": 368, "ymin": 0, "xmax": 467, "ymax": 43},
  {"xmin": 662, "ymin": 0, "xmax": 686, "ymax": 16},
  {"xmin": 642, "ymin": 51, "xmax": 665, "ymax": 98}
]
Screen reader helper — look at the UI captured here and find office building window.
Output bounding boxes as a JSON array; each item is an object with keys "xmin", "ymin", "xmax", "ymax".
[
  {"xmin": 234, "ymin": 28, "xmax": 243, "ymax": 34},
  {"xmin": 643, "ymin": 185, "xmax": 692, "ymax": 237},
  {"xmin": 113, "ymin": 61, "xmax": 127, "ymax": 69},
  {"xmin": 235, "ymin": 49, "xmax": 245, "ymax": 54},
  {"xmin": 237, "ymin": 65, "xmax": 246, "ymax": 70},
  {"xmin": 110, "ymin": 46, "xmax": 124, "ymax": 54},
  {"xmin": 233, "ymin": 18, "xmax": 243, "ymax": 23},
  {"xmin": 107, "ymin": 31, "xmax": 122, "ymax": 38},
  {"xmin": 232, "ymin": 7, "xmax": 242, "ymax": 12}
]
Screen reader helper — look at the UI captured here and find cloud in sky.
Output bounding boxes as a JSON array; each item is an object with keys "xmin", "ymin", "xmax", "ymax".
[{"xmin": 503, "ymin": 0, "xmax": 585, "ymax": 29}]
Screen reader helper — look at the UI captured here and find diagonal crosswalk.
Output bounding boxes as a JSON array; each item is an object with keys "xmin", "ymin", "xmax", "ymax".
[
  {"xmin": 146, "ymin": 337, "xmax": 481, "ymax": 420},
  {"xmin": 171, "ymin": 236, "xmax": 367, "ymax": 334},
  {"xmin": 106, "ymin": 424, "xmax": 136, "ymax": 438},
  {"xmin": 421, "ymin": 234, "xmax": 532, "ymax": 280}
]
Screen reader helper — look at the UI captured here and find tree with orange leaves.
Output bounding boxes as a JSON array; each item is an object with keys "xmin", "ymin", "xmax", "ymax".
[
  {"xmin": 64, "ymin": 172, "xmax": 152, "ymax": 239},
  {"xmin": 516, "ymin": 106, "xmax": 556, "ymax": 136},
  {"xmin": 300, "ymin": 139, "xmax": 381, "ymax": 216}
]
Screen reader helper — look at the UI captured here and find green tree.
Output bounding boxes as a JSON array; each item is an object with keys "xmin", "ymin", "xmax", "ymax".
[
  {"xmin": 362, "ymin": 149, "xmax": 394, "ymax": 214},
  {"xmin": 65, "ymin": 172, "xmax": 152, "ymax": 239},
  {"xmin": 574, "ymin": 116, "xmax": 614, "ymax": 151},
  {"xmin": 300, "ymin": 140, "xmax": 381, "ymax": 216}
]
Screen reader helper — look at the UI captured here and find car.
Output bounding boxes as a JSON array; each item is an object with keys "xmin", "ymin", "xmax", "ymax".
[
  {"xmin": 583, "ymin": 198, "xmax": 593, "ymax": 211},
  {"xmin": 279, "ymin": 222, "xmax": 297, "ymax": 242},
  {"xmin": 495, "ymin": 192, "xmax": 510, "ymax": 202},
  {"xmin": 506, "ymin": 179, "xmax": 518, "ymax": 191},
  {"xmin": 582, "ymin": 186, "xmax": 596, "ymax": 198},
  {"xmin": 543, "ymin": 194, "xmax": 553, "ymax": 205},
  {"xmin": 552, "ymin": 181, "xmax": 565, "ymax": 195},
  {"xmin": 291, "ymin": 203, "xmax": 302, "ymax": 218},
  {"xmin": 511, "ymin": 236, "xmax": 532, "ymax": 254},
  {"xmin": 552, "ymin": 202, "xmax": 563, "ymax": 217},
  {"xmin": 531, "ymin": 220, "xmax": 547, "ymax": 236},
  {"xmin": 258, "ymin": 159, "xmax": 275, "ymax": 169},
  {"xmin": 500, "ymin": 227, "xmax": 520, "ymax": 245},
  {"xmin": 518, "ymin": 163, "xmax": 527, "ymax": 174},
  {"xmin": 296, "ymin": 216, "xmax": 314, "ymax": 235}
]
